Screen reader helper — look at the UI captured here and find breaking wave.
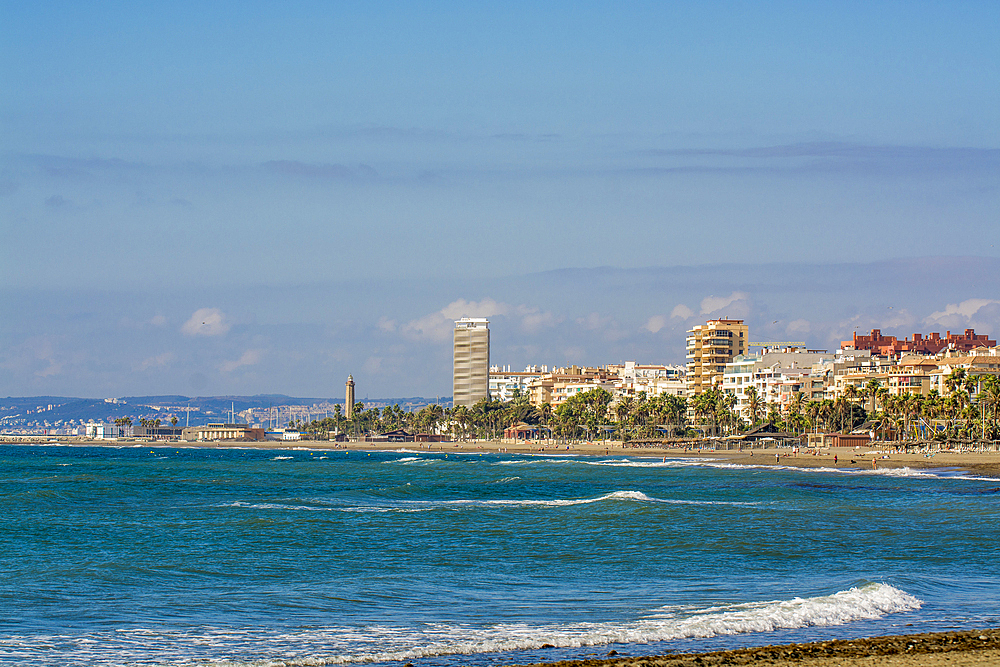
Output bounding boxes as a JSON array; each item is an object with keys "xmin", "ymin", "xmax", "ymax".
[{"xmin": 0, "ymin": 583, "xmax": 920, "ymax": 666}]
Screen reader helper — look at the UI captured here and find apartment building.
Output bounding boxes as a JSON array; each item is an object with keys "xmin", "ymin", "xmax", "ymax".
[
  {"xmin": 488, "ymin": 366, "xmax": 544, "ymax": 402},
  {"xmin": 722, "ymin": 348, "xmax": 835, "ymax": 415},
  {"xmin": 843, "ymin": 328, "xmax": 996, "ymax": 356},
  {"xmin": 453, "ymin": 318, "xmax": 490, "ymax": 407},
  {"xmin": 608, "ymin": 361, "xmax": 687, "ymax": 397},
  {"xmin": 526, "ymin": 366, "xmax": 617, "ymax": 407},
  {"xmin": 686, "ymin": 319, "xmax": 748, "ymax": 395}
]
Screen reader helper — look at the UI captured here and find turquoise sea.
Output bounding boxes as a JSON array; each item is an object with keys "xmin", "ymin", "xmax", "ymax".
[{"xmin": 2, "ymin": 445, "xmax": 999, "ymax": 667}]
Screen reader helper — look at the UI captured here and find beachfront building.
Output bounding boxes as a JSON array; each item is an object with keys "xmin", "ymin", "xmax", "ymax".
[
  {"xmin": 488, "ymin": 366, "xmax": 545, "ymax": 402},
  {"xmin": 181, "ymin": 423, "xmax": 266, "ymax": 442},
  {"xmin": 685, "ymin": 319, "xmax": 749, "ymax": 395},
  {"xmin": 526, "ymin": 366, "xmax": 618, "ymax": 407},
  {"xmin": 453, "ymin": 318, "xmax": 490, "ymax": 407},
  {"xmin": 607, "ymin": 361, "xmax": 687, "ymax": 397},
  {"xmin": 721, "ymin": 348, "xmax": 835, "ymax": 416},
  {"xmin": 842, "ymin": 328, "xmax": 996, "ymax": 356}
]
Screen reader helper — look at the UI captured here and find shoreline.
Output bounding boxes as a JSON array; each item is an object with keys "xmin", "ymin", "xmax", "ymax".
[
  {"xmin": 514, "ymin": 629, "xmax": 1000, "ymax": 666},
  {"xmin": 5, "ymin": 436, "xmax": 1000, "ymax": 478}
]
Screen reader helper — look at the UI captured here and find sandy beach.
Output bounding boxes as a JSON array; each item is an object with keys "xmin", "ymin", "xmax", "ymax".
[{"xmin": 513, "ymin": 629, "xmax": 1000, "ymax": 667}]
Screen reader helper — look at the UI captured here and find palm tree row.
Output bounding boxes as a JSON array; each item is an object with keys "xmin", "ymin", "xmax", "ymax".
[
  {"xmin": 292, "ymin": 368, "xmax": 1000, "ymax": 444},
  {"xmin": 862, "ymin": 371, "xmax": 1000, "ymax": 443}
]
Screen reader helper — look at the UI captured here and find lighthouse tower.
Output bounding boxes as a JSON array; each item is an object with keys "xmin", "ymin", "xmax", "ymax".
[{"xmin": 345, "ymin": 375, "xmax": 355, "ymax": 419}]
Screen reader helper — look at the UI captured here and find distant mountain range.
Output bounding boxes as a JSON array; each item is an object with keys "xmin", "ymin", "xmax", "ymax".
[{"xmin": 0, "ymin": 395, "xmax": 448, "ymax": 426}]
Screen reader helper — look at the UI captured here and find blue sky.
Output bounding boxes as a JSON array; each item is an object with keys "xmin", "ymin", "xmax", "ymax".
[{"xmin": 2, "ymin": 2, "xmax": 999, "ymax": 398}]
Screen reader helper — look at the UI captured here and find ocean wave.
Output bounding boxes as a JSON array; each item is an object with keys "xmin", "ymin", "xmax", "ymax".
[
  {"xmin": 217, "ymin": 490, "xmax": 754, "ymax": 514},
  {"xmin": 0, "ymin": 584, "xmax": 919, "ymax": 666},
  {"xmin": 489, "ymin": 476, "xmax": 522, "ymax": 483},
  {"xmin": 271, "ymin": 456, "xmax": 294, "ymax": 461}
]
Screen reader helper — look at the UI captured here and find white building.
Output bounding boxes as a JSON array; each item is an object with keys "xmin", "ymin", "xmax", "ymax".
[
  {"xmin": 488, "ymin": 366, "xmax": 544, "ymax": 402},
  {"xmin": 453, "ymin": 318, "xmax": 490, "ymax": 407},
  {"xmin": 722, "ymin": 348, "xmax": 835, "ymax": 417},
  {"xmin": 608, "ymin": 361, "xmax": 687, "ymax": 397}
]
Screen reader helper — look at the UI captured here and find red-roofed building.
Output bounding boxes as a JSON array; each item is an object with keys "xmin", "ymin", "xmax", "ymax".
[{"xmin": 842, "ymin": 328, "xmax": 995, "ymax": 356}]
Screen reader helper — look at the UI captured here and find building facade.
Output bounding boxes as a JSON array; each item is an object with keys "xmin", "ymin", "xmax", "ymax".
[
  {"xmin": 722, "ymin": 348, "xmax": 835, "ymax": 416},
  {"xmin": 842, "ymin": 328, "xmax": 996, "ymax": 356},
  {"xmin": 453, "ymin": 318, "xmax": 490, "ymax": 407},
  {"xmin": 686, "ymin": 319, "xmax": 749, "ymax": 395},
  {"xmin": 488, "ymin": 366, "xmax": 544, "ymax": 402}
]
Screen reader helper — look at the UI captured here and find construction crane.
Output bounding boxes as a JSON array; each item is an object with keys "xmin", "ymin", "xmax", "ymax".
[{"xmin": 748, "ymin": 341, "xmax": 806, "ymax": 347}]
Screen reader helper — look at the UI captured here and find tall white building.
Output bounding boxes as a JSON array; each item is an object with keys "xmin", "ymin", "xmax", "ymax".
[{"xmin": 453, "ymin": 318, "xmax": 490, "ymax": 407}]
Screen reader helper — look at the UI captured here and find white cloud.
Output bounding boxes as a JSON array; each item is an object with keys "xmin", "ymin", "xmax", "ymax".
[
  {"xmin": 643, "ymin": 315, "xmax": 667, "ymax": 333},
  {"xmin": 517, "ymin": 305, "xmax": 561, "ymax": 333},
  {"xmin": 150, "ymin": 315, "xmax": 167, "ymax": 326},
  {"xmin": 700, "ymin": 292, "xmax": 749, "ymax": 315},
  {"xmin": 670, "ymin": 304, "xmax": 694, "ymax": 319},
  {"xmin": 181, "ymin": 308, "xmax": 230, "ymax": 336},
  {"xmin": 35, "ymin": 360, "xmax": 62, "ymax": 377},
  {"xmin": 577, "ymin": 312, "xmax": 608, "ymax": 330},
  {"xmin": 884, "ymin": 309, "xmax": 917, "ymax": 329},
  {"xmin": 402, "ymin": 298, "xmax": 511, "ymax": 341},
  {"xmin": 362, "ymin": 356, "xmax": 383, "ymax": 373},
  {"xmin": 377, "ymin": 317, "xmax": 397, "ymax": 332},
  {"xmin": 440, "ymin": 298, "xmax": 509, "ymax": 320},
  {"xmin": 925, "ymin": 299, "xmax": 1000, "ymax": 327},
  {"xmin": 134, "ymin": 352, "xmax": 174, "ymax": 371},
  {"xmin": 786, "ymin": 319, "xmax": 811, "ymax": 334},
  {"xmin": 219, "ymin": 349, "xmax": 263, "ymax": 373},
  {"xmin": 575, "ymin": 312, "xmax": 628, "ymax": 341}
]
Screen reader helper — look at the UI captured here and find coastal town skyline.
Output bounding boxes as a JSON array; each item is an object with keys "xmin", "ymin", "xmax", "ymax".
[{"xmin": 5, "ymin": 4, "xmax": 1000, "ymax": 666}]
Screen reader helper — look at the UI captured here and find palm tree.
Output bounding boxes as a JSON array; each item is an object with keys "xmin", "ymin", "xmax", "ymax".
[
  {"xmin": 744, "ymin": 386, "xmax": 763, "ymax": 427},
  {"xmin": 787, "ymin": 392, "xmax": 805, "ymax": 434},
  {"xmin": 721, "ymin": 391, "xmax": 738, "ymax": 435},
  {"xmin": 615, "ymin": 396, "xmax": 635, "ymax": 433},
  {"xmin": 865, "ymin": 380, "xmax": 882, "ymax": 415}
]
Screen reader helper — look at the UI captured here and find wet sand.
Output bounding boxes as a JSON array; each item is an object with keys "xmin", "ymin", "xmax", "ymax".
[{"xmin": 513, "ymin": 629, "xmax": 1000, "ymax": 667}]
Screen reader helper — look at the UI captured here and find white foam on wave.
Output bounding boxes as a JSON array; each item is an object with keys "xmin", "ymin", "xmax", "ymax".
[
  {"xmin": 219, "ymin": 501, "xmax": 331, "ymax": 512},
  {"xmin": 2, "ymin": 583, "xmax": 919, "ymax": 666},
  {"xmin": 385, "ymin": 490, "xmax": 752, "ymax": 510},
  {"xmin": 219, "ymin": 490, "xmax": 755, "ymax": 514},
  {"xmin": 271, "ymin": 456, "xmax": 294, "ymax": 461},
  {"xmin": 489, "ymin": 476, "xmax": 522, "ymax": 484}
]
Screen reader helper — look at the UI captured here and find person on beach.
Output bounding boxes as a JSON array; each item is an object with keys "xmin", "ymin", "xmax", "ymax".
[
  {"xmin": 872, "ymin": 457, "xmax": 877, "ymax": 470},
  {"xmin": 775, "ymin": 453, "xmax": 780, "ymax": 464},
  {"xmin": 834, "ymin": 455, "xmax": 837, "ymax": 464}
]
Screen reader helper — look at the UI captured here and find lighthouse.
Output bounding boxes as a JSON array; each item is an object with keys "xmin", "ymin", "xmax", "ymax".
[{"xmin": 345, "ymin": 375, "xmax": 355, "ymax": 419}]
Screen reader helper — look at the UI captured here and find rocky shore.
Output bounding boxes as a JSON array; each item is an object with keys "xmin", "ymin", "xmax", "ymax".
[{"xmin": 513, "ymin": 629, "xmax": 1000, "ymax": 667}]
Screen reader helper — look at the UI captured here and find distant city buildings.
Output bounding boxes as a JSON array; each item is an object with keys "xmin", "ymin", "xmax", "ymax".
[
  {"xmin": 453, "ymin": 317, "xmax": 490, "ymax": 407},
  {"xmin": 7, "ymin": 316, "xmax": 1000, "ymax": 438}
]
